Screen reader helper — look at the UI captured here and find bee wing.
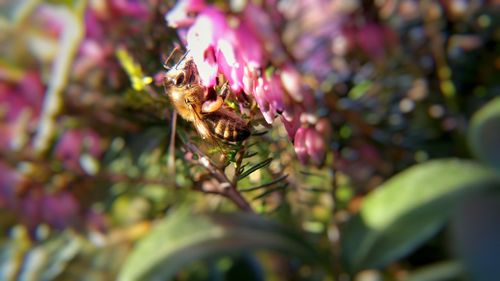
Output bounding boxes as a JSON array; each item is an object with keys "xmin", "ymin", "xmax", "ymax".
[
  {"xmin": 187, "ymin": 104, "xmax": 211, "ymax": 140},
  {"xmin": 188, "ymin": 104, "xmax": 228, "ymax": 152}
]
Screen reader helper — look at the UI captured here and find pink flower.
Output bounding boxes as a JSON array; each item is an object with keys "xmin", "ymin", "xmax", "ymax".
[
  {"xmin": 166, "ymin": 0, "xmax": 206, "ymax": 28},
  {"xmin": 305, "ymin": 128, "xmax": 326, "ymax": 166},
  {"xmin": 281, "ymin": 109, "xmax": 301, "ymax": 139},
  {"xmin": 55, "ymin": 129, "xmax": 103, "ymax": 172},
  {"xmin": 280, "ymin": 64, "xmax": 304, "ymax": 102},
  {"xmin": 294, "ymin": 128, "xmax": 309, "ymax": 164},
  {"xmin": 343, "ymin": 21, "xmax": 398, "ymax": 60},
  {"xmin": 185, "ymin": 8, "xmax": 222, "ymax": 87},
  {"xmin": 356, "ymin": 22, "xmax": 388, "ymax": 60},
  {"xmin": 110, "ymin": 0, "xmax": 150, "ymax": 19},
  {"xmin": 41, "ymin": 192, "xmax": 80, "ymax": 230},
  {"xmin": 217, "ymin": 40, "xmax": 245, "ymax": 91},
  {"xmin": 0, "ymin": 72, "xmax": 44, "ymax": 149},
  {"xmin": 18, "ymin": 190, "xmax": 81, "ymax": 231},
  {"xmin": 0, "ymin": 163, "xmax": 81, "ymax": 231},
  {"xmin": 252, "ymin": 73, "xmax": 285, "ymax": 123},
  {"xmin": 165, "ymin": 1, "xmax": 330, "ymax": 165},
  {"xmin": 293, "ymin": 127, "xmax": 326, "ymax": 166},
  {"xmin": 0, "ymin": 163, "xmax": 20, "ymax": 209},
  {"xmin": 254, "ymin": 77, "xmax": 274, "ymax": 123},
  {"xmin": 181, "ymin": 5, "xmax": 265, "ymax": 91}
]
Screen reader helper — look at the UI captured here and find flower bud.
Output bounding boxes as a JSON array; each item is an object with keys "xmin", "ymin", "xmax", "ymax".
[
  {"xmin": 294, "ymin": 127, "xmax": 309, "ymax": 164},
  {"xmin": 305, "ymin": 128, "xmax": 326, "ymax": 166},
  {"xmin": 281, "ymin": 112, "xmax": 300, "ymax": 140}
]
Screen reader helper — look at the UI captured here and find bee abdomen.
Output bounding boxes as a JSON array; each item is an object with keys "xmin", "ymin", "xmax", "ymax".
[{"xmin": 206, "ymin": 113, "xmax": 250, "ymax": 142}]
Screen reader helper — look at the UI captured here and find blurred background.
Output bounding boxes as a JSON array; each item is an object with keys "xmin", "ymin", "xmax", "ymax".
[{"xmin": 0, "ymin": 0, "xmax": 499, "ymax": 280}]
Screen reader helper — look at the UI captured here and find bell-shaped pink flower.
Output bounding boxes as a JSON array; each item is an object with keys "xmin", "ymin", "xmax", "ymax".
[
  {"xmin": 281, "ymin": 112, "xmax": 301, "ymax": 140},
  {"xmin": 166, "ymin": 0, "xmax": 205, "ymax": 28},
  {"xmin": 0, "ymin": 163, "xmax": 20, "ymax": 209},
  {"xmin": 242, "ymin": 3, "xmax": 283, "ymax": 61},
  {"xmin": 185, "ymin": 8, "xmax": 224, "ymax": 87},
  {"xmin": 293, "ymin": 127, "xmax": 327, "ymax": 166},
  {"xmin": 254, "ymin": 77, "xmax": 274, "ymax": 123},
  {"xmin": 41, "ymin": 192, "xmax": 80, "ymax": 230},
  {"xmin": 293, "ymin": 127, "xmax": 309, "ymax": 164},
  {"xmin": 184, "ymin": 5, "xmax": 266, "ymax": 92},
  {"xmin": 18, "ymin": 189, "xmax": 81, "ymax": 231},
  {"xmin": 267, "ymin": 73, "xmax": 285, "ymax": 113},
  {"xmin": 252, "ymin": 73, "xmax": 286, "ymax": 124},
  {"xmin": 55, "ymin": 129, "xmax": 103, "ymax": 172},
  {"xmin": 234, "ymin": 19, "xmax": 264, "ymax": 67},
  {"xmin": 0, "ymin": 72, "xmax": 44, "ymax": 149},
  {"xmin": 305, "ymin": 128, "xmax": 326, "ymax": 166},
  {"xmin": 280, "ymin": 64, "xmax": 304, "ymax": 102},
  {"xmin": 217, "ymin": 41, "xmax": 245, "ymax": 91}
]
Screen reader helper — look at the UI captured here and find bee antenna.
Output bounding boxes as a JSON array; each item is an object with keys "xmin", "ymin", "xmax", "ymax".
[
  {"xmin": 163, "ymin": 46, "xmax": 181, "ymax": 70},
  {"xmin": 173, "ymin": 50, "xmax": 190, "ymax": 70}
]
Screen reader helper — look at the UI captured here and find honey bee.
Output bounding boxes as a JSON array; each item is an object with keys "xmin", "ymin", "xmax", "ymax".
[{"xmin": 164, "ymin": 56, "xmax": 250, "ymax": 143}]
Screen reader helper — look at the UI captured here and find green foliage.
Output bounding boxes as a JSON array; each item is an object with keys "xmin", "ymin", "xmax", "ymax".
[
  {"xmin": 468, "ymin": 97, "xmax": 500, "ymax": 171},
  {"xmin": 405, "ymin": 261, "xmax": 464, "ymax": 281},
  {"xmin": 342, "ymin": 159, "xmax": 500, "ymax": 271},
  {"xmin": 0, "ymin": 228, "xmax": 130, "ymax": 280},
  {"xmin": 116, "ymin": 47, "xmax": 153, "ymax": 91},
  {"xmin": 238, "ymin": 158, "xmax": 273, "ymax": 180},
  {"xmin": 1, "ymin": 1, "xmax": 499, "ymax": 280},
  {"xmin": 118, "ymin": 209, "xmax": 320, "ymax": 281}
]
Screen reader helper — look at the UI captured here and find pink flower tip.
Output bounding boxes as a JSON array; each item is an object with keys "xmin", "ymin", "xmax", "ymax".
[
  {"xmin": 293, "ymin": 127, "xmax": 308, "ymax": 164},
  {"xmin": 305, "ymin": 128, "xmax": 326, "ymax": 166},
  {"xmin": 294, "ymin": 127, "xmax": 326, "ymax": 166}
]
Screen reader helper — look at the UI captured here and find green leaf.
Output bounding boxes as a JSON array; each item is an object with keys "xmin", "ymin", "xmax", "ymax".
[
  {"xmin": 240, "ymin": 174, "xmax": 288, "ymax": 192},
  {"xmin": 18, "ymin": 231, "xmax": 83, "ymax": 281},
  {"xmin": 468, "ymin": 97, "xmax": 500, "ymax": 170},
  {"xmin": 252, "ymin": 184, "xmax": 288, "ymax": 200},
  {"xmin": 406, "ymin": 261, "xmax": 464, "ymax": 281},
  {"xmin": 348, "ymin": 80, "xmax": 372, "ymax": 100},
  {"xmin": 118, "ymin": 210, "xmax": 320, "ymax": 281},
  {"xmin": 341, "ymin": 159, "xmax": 500, "ymax": 272},
  {"xmin": 238, "ymin": 158, "xmax": 272, "ymax": 180}
]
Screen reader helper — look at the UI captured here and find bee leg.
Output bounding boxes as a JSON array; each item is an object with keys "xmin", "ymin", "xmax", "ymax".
[{"xmin": 220, "ymin": 82, "xmax": 231, "ymax": 100}]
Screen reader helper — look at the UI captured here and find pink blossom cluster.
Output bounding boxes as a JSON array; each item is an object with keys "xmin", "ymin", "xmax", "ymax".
[
  {"xmin": 0, "ymin": 161, "xmax": 81, "ymax": 230},
  {"xmin": 74, "ymin": 0, "xmax": 152, "ymax": 80},
  {"xmin": 0, "ymin": 72, "xmax": 44, "ymax": 150},
  {"xmin": 0, "ymin": 1, "xmax": 136, "ymax": 230},
  {"xmin": 166, "ymin": 0, "xmax": 327, "ymax": 165},
  {"xmin": 0, "ymin": 71, "xmax": 105, "ymax": 230}
]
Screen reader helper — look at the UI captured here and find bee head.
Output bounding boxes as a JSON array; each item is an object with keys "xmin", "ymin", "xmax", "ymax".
[
  {"xmin": 166, "ymin": 69, "xmax": 187, "ymax": 87},
  {"xmin": 165, "ymin": 57, "xmax": 198, "ymax": 88}
]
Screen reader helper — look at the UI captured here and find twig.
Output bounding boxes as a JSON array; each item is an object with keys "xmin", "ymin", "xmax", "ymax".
[
  {"xmin": 167, "ymin": 111, "xmax": 177, "ymax": 187},
  {"xmin": 33, "ymin": 6, "xmax": 84, "ymax": 156},
  {"xmin": 185, "ymin": 142, "xmax": 254, "ymax": 212}
]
